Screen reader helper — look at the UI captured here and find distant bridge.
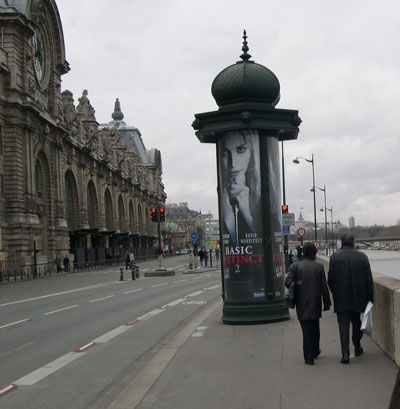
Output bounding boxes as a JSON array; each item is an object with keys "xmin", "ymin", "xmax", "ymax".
[{"xmin": 357, "ymin": 236, "xmax": 400, "ymax": 248}]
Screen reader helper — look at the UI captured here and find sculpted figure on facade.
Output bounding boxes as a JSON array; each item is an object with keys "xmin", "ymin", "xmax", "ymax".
[
  {"xmin": 84, "ymin": 122, "xmax": 99, "ymax": 153},
  {"xmin": 76, "ymin": 90, "xmax": 96, "ymax": 122},
  {"xmin": 61, "ymin": 90, "xmax": 79, "ymax": 141}
]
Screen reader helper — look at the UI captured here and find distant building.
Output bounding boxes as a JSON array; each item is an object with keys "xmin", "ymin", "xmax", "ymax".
[
  {"xmin": 166, "ymin": 203, "xmax": 204, "ymax": 248},
  {"xmin": 349, "ymin": 216, "xmax": 355, "ymax": 228},
  {"xmin": 203, "ymin": 212, "xmax": 220, "ymax": 242}
]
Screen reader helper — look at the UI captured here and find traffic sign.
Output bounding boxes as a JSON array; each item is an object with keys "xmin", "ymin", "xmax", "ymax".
[
  {"xmin": 282, "ymin": 225, "xmax": 290, "ymax": 235},
  {"xmin": 297, "ymin": 227, "xmax": 306, "ymax": 237},
  {"xmin": 190, "ymin": 232, "xmax": 199, "ymax": 240},
  {"xmin": 314, "ymin": 241, "xmax": 321, "ymax": 249},
  {"xmin": 282, "ymin": 213, "xmax": 295, "ymax": 226}
]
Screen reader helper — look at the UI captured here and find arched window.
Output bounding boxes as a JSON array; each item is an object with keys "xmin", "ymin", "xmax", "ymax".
[
  {"xmin": 129, "ymin": 200, "xmax": 135, "ymax": 232},
  {"xmin": 104, "ymin": 188, "xmax": 113, "ymax": 230},
  {"xmin": 138, "ymin": 204, "xmax": 143, "ymax": 234},
  {"xmin": 35, "ymin": 159, "xmax": 44, "ymax": 198},
  {"xmin": 64, "ymin": 170, "xmax": 79, "ymax": 229},
  {"xmin": 87, "ymin": 181, "xmax": 98, "ymax": 228},
  {"xmin": 118, "ymin": 195, "xmax": 125, "ymax": 231}
]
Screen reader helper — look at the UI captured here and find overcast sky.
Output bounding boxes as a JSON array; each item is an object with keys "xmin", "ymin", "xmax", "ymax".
[{"xmin": 57, "ymin": 0, "xmax": 400, "ymax": 227}]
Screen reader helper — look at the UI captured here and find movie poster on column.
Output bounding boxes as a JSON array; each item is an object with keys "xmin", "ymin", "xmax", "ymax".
[
  {"xmin": 267, "ymin": 137, "xmax": 285, "ymax": 300},
  {"xmin": 218, "ymin": 129, "xmax": 266, "ymax": 302}
]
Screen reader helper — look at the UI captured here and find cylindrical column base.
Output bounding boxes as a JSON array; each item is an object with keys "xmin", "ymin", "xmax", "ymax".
[{"xmin": 222, "ymin": 300, "xmax": 290, "ymax": 324}]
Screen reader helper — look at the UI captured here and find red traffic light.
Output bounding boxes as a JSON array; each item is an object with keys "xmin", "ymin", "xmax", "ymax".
[
  {"xmin": 281, "ymin": 205, "xmax": 289, "ymax": 213},
  {"xmin": 159, "ymin": 207, "xmax": 165, "ymax": 221},
  {"xmin": 151, "ymin": 207, "xmax": 158, "ymax": 222}
]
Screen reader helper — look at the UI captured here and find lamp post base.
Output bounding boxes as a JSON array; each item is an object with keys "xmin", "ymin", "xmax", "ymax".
[{"xmin": 222, "ymin": 300, "xmax": 290, "ymax": 324}]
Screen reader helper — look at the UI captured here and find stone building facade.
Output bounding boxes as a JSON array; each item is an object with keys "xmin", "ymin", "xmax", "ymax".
[
  {"xmin": 166, "ymin": 202, "xmax": 205, "ymax": 249},
  {"xmin": 0, "ymin": 0, "xmax": 166, "ymax": 274}
]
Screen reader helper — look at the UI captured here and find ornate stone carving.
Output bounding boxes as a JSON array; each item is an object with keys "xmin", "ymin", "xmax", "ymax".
[{"xmin": 76, "ymin": 90, "xmax": 96, "ymax": 122}]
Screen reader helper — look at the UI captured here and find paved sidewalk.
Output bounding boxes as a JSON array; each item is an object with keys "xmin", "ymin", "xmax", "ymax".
[{"xmin": 125, "ymin": 299, "xmax": 397, "ymax": 409}]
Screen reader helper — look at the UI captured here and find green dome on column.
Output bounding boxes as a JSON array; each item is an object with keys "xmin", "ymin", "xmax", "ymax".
[{"xmin": 211, "ymin": 31, "xmax": 280, "ymax": 108}]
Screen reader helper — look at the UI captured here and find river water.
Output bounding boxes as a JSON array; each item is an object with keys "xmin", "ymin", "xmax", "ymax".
[{"xmin": 360, "ymin": 250, "xmax": 400, "ymax": 280}]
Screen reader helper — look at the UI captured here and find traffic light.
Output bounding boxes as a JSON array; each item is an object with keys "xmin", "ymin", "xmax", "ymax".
[
  {"xmin": 282, "ymin": 204, "xmax": 289, "ymax": 213},
  {"xmin": 159, "ymin": 207, "xmax": 165, "ymax": 222},
  {"xmin": 151, "ymin": 207, "xmax": 158, "ymax": 222}
]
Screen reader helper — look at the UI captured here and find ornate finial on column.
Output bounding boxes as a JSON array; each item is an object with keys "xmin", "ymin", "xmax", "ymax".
[
  {"xmin": 112, "ymin": 98, "xmax": 124, "ymax": 121},
  {"xmin": 240, "ymin": 29, "xmax": 252, "ymax": 62}
]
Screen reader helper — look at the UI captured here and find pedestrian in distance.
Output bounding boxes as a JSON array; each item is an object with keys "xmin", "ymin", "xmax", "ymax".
[
  {"xmin": 55, "ymin": 256, "xmax": 62, "ymax": 273},
  {"xmin": 328, "ymin": 231, "xmax": 374, "ymax": 364},
  {"xmin": 296, "ymin": 243, "xmax": 303, "ymax": 260},
  {"xmin": 204, "ymin": 249, "xmax": 209, "ymax": 267},
  {"xmin": 63, "ymin": 254, "xmax": 70, "ymax": 273},
  {"xmin": 128, "ymin": 251, "xmax": 136, "ymax": 269},
  {"xmin": 125, "ymin": 251, "xmax": 130, "ymax": 270},
  {"xmin": 215, "ymin": 247, "xmax": 220, "ymax": 267},
  {"xmin": 285, "ymin": 242, "xmax": 331, "ymax": 365},
  {"xmin": 198, "ymin": 248, "xmax": 205, "ymax": 267}
]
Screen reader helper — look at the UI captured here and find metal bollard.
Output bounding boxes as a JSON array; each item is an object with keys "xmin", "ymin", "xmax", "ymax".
[
  {"xmin": 136, "ymin": 267, "xmax": 139, "ymax": 279},
  {"xmin": 119, "ymin": 267, "xmax": 124, "ymax": 281},
  {"xmin": 131, "ymin": 267, "xmax": 135, "ymax": 280}
]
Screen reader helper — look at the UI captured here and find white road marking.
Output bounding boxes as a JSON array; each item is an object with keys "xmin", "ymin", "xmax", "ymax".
[
  {"xmin": 174, "ymin": 279, "xmax": 187, "ymax": 283},
  {"xmin": 206, "ymin": 284, "xmax": 221, "ymax": 290},
  {"xmin": 124, "ymin": 288, "xmax": 144, "ymax": 294},
  {"xmin": 151, "ymin": 283, "xmax": 167, "ymax": 288},
  {"xmin": 14, "ymin": 352, "xmax": 83, "ymax": 386},
  {"xmin": 0, "ymin": 282, "xmax": 117, "ymax": 307},
  {"xmin": 164, "ymin": 298, "xmax": 185, "ymax": 307},
  {"xmin": 137, "ymin": 309, "xmax": 164, "ymax": 321},
  {"xmin": 45, "ymin": 305, "xmax": 79, "ymax": 315},
  {"xmin": 0, "ymin": 319, "xmax": 30, "ymax": 330},
  {"xmin": 93, "ymin": 325, "xmax": 131, "ymax": 343},
  {"xmin": 186, "ymin": 290, "xmax": 204, "ymax": 297},
  {"xmin": 89, "ymin": 295, "xmax": 115, "ymax": 303}
]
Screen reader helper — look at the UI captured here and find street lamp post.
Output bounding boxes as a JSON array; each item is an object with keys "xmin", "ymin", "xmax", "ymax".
[
  {"xmin": 317, "ymin": 184, "xmax": 328, "ymax": 254},
  {"xmin": 326, "ymin": 206, "xmax": 334, "ymax": 253},
  {"xmin": 293, "ymin": 154, "xmax": 317, "ymax": 241}
]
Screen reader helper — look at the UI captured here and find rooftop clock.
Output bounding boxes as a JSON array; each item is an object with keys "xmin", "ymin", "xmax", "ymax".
[{"xmin": 32, "ymin": 27, "xmax": 46, "ymax": 83}]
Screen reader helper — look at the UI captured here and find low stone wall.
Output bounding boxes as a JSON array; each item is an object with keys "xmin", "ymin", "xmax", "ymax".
[{"xmin": 317, "ymin": 254, "xmax": 400, "ymax": 366}]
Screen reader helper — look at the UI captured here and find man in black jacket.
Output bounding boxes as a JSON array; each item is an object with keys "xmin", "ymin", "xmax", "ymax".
[{"xmin": 328, "ymin": 232, "xmax": 374, "ymax": 364}]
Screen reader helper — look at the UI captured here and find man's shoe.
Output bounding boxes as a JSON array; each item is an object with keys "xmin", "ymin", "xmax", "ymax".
[
  {"xmin": 341, "ymin": 355, "xmax": 350, "ymax": 364},
  {"xmin": 355, "ymin": 346, "xmax": 364, "ymax": 356},
  {"xmin": 314, "ymin": 350, "xmax": 321, "ymax": 358},
  {"xmin": 305, "ymin": 360, "xmax": 314, "ymax": 365}
]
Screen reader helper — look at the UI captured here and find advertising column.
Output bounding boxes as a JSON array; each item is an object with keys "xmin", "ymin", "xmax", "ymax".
[{"xmin": 218, "ymin": 130, "xmax": 285, "ymax": 311}]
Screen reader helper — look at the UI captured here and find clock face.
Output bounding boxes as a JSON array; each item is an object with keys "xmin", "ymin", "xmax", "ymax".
[{"xmin": 32, "ymin": 28, "xmax": 45, "ymax": 83}]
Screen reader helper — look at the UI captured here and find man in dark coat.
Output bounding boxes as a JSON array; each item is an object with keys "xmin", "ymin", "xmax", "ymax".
[
  {"xmin": 328, "ymin": 231, "xmax": 374, "ymax": 364},
  {"xmin": 285, "ymin": 242, "xmax": 331, "ymax": 365}
]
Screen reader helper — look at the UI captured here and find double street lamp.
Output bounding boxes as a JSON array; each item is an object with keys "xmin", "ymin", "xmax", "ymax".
[
  {"xmin": 293, "ymin": 154, "xmax": 317, "ymax": 241},
  {"xmin": 316, "ymin": 184, "xmax": 328, "ymax": 254}
]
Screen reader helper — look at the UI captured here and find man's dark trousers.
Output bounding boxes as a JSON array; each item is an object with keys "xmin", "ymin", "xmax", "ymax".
[{"xmin": 337, "ymin": 311, "xmax": 363, "ymax": 356}]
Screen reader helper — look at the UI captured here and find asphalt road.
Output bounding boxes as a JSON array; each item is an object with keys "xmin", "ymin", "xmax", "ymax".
[{"xmin": 0, "ymin": 255, "xmax": 221, "ymax": 409}]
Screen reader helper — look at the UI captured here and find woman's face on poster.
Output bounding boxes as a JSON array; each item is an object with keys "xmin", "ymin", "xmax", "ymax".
[{"xmin": 221, "ymin": 134, "xmax": 251, "ymax": 186}]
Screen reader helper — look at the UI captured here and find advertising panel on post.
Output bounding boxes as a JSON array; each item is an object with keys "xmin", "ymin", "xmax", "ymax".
[{"xmin": 217, "ymin": 129, "xmax": 285, "ymax": 304}]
